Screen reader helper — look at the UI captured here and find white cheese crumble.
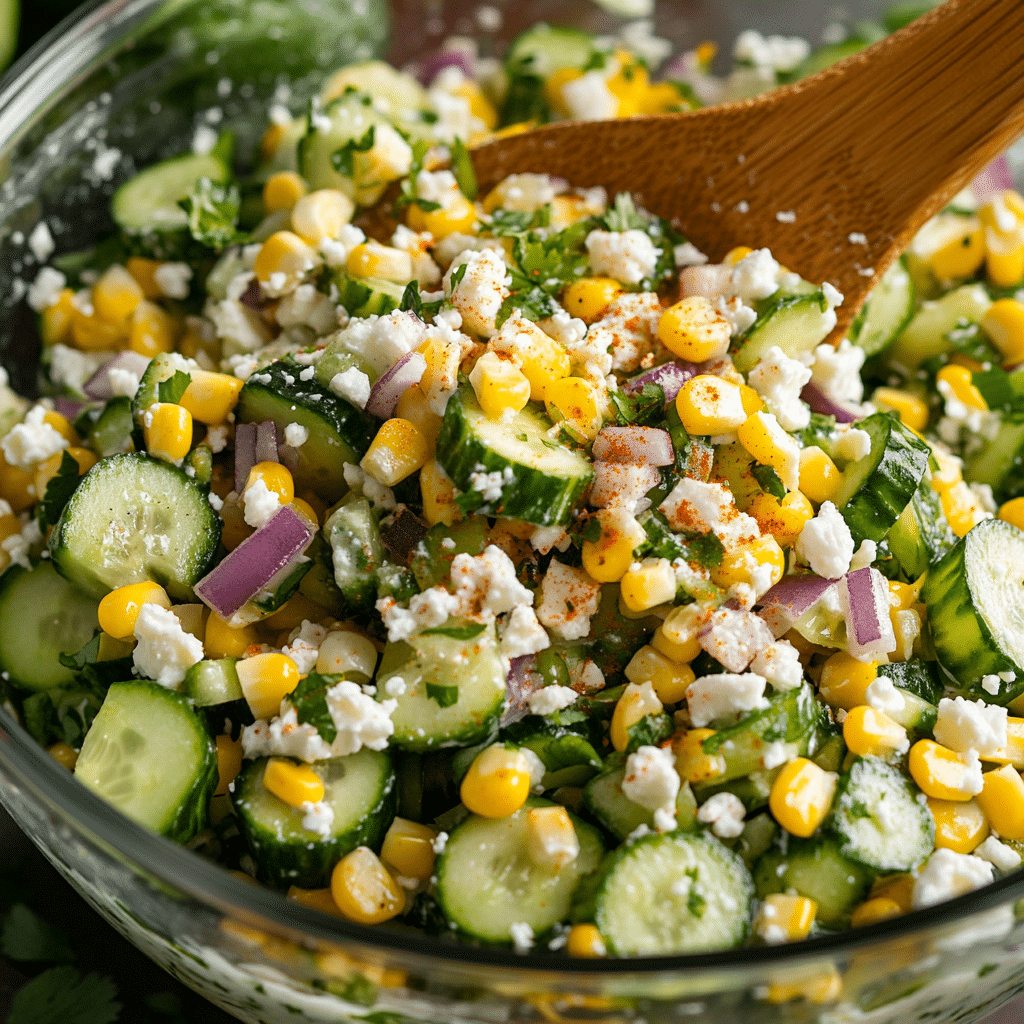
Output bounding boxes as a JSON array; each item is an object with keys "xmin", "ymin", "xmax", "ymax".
[
  {"xmin": 299, "ymin": 800, "xmax": 335, "ymax": 839},
  {"xmin": 974, "ymin": 836, "xmax": 1022, "ymax": 872},
  {"xmin": 27, "ymin": 266, "xmax": 66, "ymax": 312},
  {"xmin": 526, "ymin": 685, "xmax": 578, "ymax": 716},
  {"xmin": 133, "ymin": 603, "xmax": 205, "ymax": 689},
  {"xmin": 535, "ymin": 560, "xmax": 603, "ymax": 641},
  {"xmin": 730, "ymin": 248, "xmax": 780, "ymax": 303},
  {"xmin": 1, "ymin": 405, "xmax": 69, "ymax": 470},
  {"xmin": 329, "ymin": 367, "xmax": 372, "ymax": 409},
  {"xmin": 833, "ymin": 427, "xmax": 872, "ymax": 463},
  {"xmin": 748, "ymin": 640, "xmax": 804, "ymax": 691},
  {"xmin": 500, "ymin": 605, "xmax": 551, "ymax": 660},
  {"xmin": 810, "ymin": 339, "xmax": 865, "ymax": 406},
  {"xmin": 284, "ymin": 422, "xmax": 309, "ymax": 448},
  {"xmin": 795, "ymin": 500, "xmax": 855, "ymax": 579},
  {"xmin": 585, "ymin": 229, "xmax": 661, "ymax": 285},
  {"xmin": 865, "ymin": 677, "xmax": 906, "ymax": 716},
  {"xmin": 509, "ymin": 921, "xmax": 535, "ymax": 954},
  {"xmin": 699, "ymin": 607, "xmax": 775, "ymax": 673},
  {"xmin": 686, "ymin": 673, "xmax": 769, "ymax": 728},
  {"xmin": 912, "ymin": 848, "xmax": 993, "ymax": 909},
  {"xmin": 695, "ymin": 791, "xmax": 746, "ymax": 838},
  {"xmin": 154, "ymin": 262, "xmax": 193, "ymax": 299},
  {"xmin": 28, "ymin": 222, "xmax": 55, "ymax": 262},
  {"xmin": 746, "ymin": 345, "xmax": 812, "ymax": 432},
  {"xmin": 734, "ymin": 29, "xmax": 810, "ymax": 72},
  {"xmin": 282, "ymin": 620, "xmax": 328, "ymax": 676},
  {"xmin": 242, "ymin": 477, "xmax": 283, "ymax": 529},
  {"xmin": 622, "ymin": 745, "xmax": 680, "ymax": 832},
  {"xmin": 561, "ymin": 70, "xmax": 618, "ymax": 121},
  {"xmin": 444, "ymin": 247, "xmax": 509, "ymax": 338},
  {"xmin": 933, "ymin": 696, "xmax": 1007, "ymax": 758}
]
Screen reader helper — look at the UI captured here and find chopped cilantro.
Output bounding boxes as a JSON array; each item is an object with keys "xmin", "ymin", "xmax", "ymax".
[
  {"xmin": 581, "ymin": 50, "xmax": 607, "ymax": 72},
  {"xmin": 449, "ymin": 262, "xmax": 468, "ymax": 290},
  {"xmin": 752, "ymin": 463, "xmax": 786, "ymax": 501},
  {"xmin": 399, "ymin": 280, "xmax": 422, "ymax": 316},
  {"xmin": 330, "ymin": 126, "xmax": 376, "ymax": 178},
  {"xmin": 686, "ymin": 529, "xmax": 725, "ymax": 569},
  {"xmin": 37, "ymin": 451, "xmax": 83, "ymax": 529},
  {"xmin": 489, "ymin": 206, "xmax": 550, "ymax": 236},
  {"xmin": 157, "ymin": 370, "xmax": 191, "ymax": 405},
  {"xmin": 290, "ymin": 671, "xmax": 340, "ymax": 744},
  {"xmin": 2, "ymin": 905, "xmax": 75, "ymax": 964},
  {"xmin": 580, "ymin": 516, "xmax": 603, "ymax": 544},
  {"xmin": 601, "ymin": 192, "xmax": 648, "ymax": 233},
  {"xmin": 425, "ymin": 682, "xmax": 460, "ymax": 708},
  {"xmin": 625, "ymin": 712, "xmax": 674, "ymax": 751},
  {"xmin": 8, "ymin": 965, "xmax": 120, "ymax": 1024},
  {"xmin": 609, "ymin": 383, "xmax": 665, "ymax": 425},
  {"xmin": 180, "ymin": 177, "xmax": 242, "ymax": 250},
  {"xmin": 449, "ymin": 137, "xmax": 477, "ymax": 200},
  {"xmin": 421, "ymin": 621, "xmax": 486, "ymax": 641},
  {"xmin": 395, "ymin": 140, "xmax": 442, "ymax": 211}
]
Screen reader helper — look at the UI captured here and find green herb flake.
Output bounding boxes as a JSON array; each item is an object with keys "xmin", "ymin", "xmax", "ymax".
[
  {"xmin": 8, "ymin": 965, "xmax": 121, "ymax": 1024},
  {"xmin": 752, "ymin": 463, "xmax": 786, "ymax": 501},
  {"xmin": 331, "ymin": 126, "xmax": 376, "ymax": 178},
  {"xmin": 180, "ymin": 177, "xmax": 242, "ymax": 250},
  {"xmin": 422, "ymin": 621, "xmax": 487, "ymax": 641},
  {"xmin": 290, "ymin": 671, "xmax": 340, "ymax": 744},
  {"xmin": 449, "ymin": 137, "xmax": 477, "ymax": 200},
  {"xmin": 37, "ymin": 451, "xmax": 84, "ymax": 529},
  {"xmin": 425, "ymin": 682, "xmax": 460, "ymax": 708}
]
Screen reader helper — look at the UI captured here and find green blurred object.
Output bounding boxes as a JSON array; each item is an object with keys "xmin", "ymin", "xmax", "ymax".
[{"xmin": 0, "ymin": 0, "xmax": 18, "ymax": 70}]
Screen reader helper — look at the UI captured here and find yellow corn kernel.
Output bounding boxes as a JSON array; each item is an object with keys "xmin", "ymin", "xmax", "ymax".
[
  {"xmin": 999, "ymin": 497, "xmax": 1024, "ymax": 531},
  {"xmin": 419, "ymin": 458, "xmax": 460, "ymax": 527},
  {"xmin": 930, "ymin": 445, "xmax": 963, "ymax": 494},
  {"xmin": 562, "ymin": 277, "xmax": 623, "ymax": 324},
  {"xmin": 455, "ymin": 80, "xmax": 498, "ymax": 130},
  {"xmin": 331, "ymin": 846, "xmax": 405, "ymax": 925},
  {"xmin": 214, "ymin": 734, "xmax": 244, "ymax": 797},
  {"xmin": 246, "ymin": 461, "xmax": 295, "ymax": 505},
  {"xmin": 620, "ymin": 557, "xmax": 677, "ymax": 613},
  {"xmin": 675, "ymin": 375, "xmax": 748, "ymax": 436},
  {"xmin": 48, "ymin": 741, "xmax": 79, "ymax": 770},
  {"xmin": 908, "ymin": 739, "xmax": 981, "ymax": 802},
  {"xmin": 850, "ymin": 897, "xmax": 904, "ymax": 929},
  {"xmin": 870, "ymin": 872, "xmax": 914, "ymax": 910},
  {"xmin": 659, "ymin": 602, "xmax": 706, "ymax": 648},
  {"xmin": 406, "ymin": 194, "xmax": 478, "ymax": 239},
  {"xmin": 565, "ymin": 923, "xmax": 607, "ymax": 958},
  {"xmin": 125, "ymin": 257, "xmax": 164, "ymax": 299},
  {"xmin": 33, "ymin": 446, "xmax": 96, "ymax": 498},
  {"xmin": 975, "ymin": 764, "xmax": 1024, "ymax": 840},
  {"xmin": 674, "ymin": 728, "xmax": 726, "ymax": 785},
  {"xmin": 842, "ymin": 705, "xmax": 909, "ymax": 758},
  {"xmin": 92, "ymin": 264, "xmax": 144, "ymax": 323},
  {"xmin": 525, "ymin": 805, "xmax": 580, "ymax": 870},
  {"xmin": 97, "ymin": 581, "xmax": 172, "ymax": 640},
  {"xmin": 798, "ymin": 446, "xmax": 842, "ymax": 505},
  {"xmin": 418, "ymin": 333, "xmax": 463, "ymax": 401},
  {"xmin": 39, "ymin": 288, "xmax": 76, "ymax": 345},
  {"xmin": 498, "ymin": 328, "xmax": 571, "ymax": 403},
  {"xmin": 737, "ymin": 411, "xmax": 800, "ymax": 491},
  {"xmin": 625, "ymin": 645, "xmax": 695, "ymax": 704},
  {"xmin": 179, "ymin": 370, "xmax": 244, "ymax": 426},
  {"xmin": 606, "ymin": 53, "xmax": 649, "ymax": 117},
  {"xmin": 287, "ymin": 886, "xmax": 344, "ymax": 917},
  {"xmin": 143, "ymin": 402, "xmax": 192, "ymax": 463},
  {"xmin": 361, "ymin": 417, "xmax": 430, "ymax": 486},
  {"xmin": 981, "ymin": 298, "xmax": 1024, "ymax": 365},
  {"xmin": 0, "ymin": 512, "xmax": 21, "ymax": 551},
  {"xmin": 936, "ymin": 364, "xmax": 988, "ymax": 412},
  {"xmin": 747, "ymin": 489, "xmax": 814, "ymax": 549},
  {"xmin": 71, "ymin": 306, "xmax": 126, "ymax": 351},
  {"xmin": 394, "ymin": 384, "xmax": 443, "ymax": 449},
  {"xmin": 254, "ymin": 230, "xmax": 318, "ymax": 295},
  {"xmin": 818, "ymin": 652, "xmax": 880, "ymax": 710},
  {"xmin": 0, "ymin": 453, "xmax": 37, "ymax": 512},
  {"xmin": 291, "ymin": 188, "xmax": 355, "ymax": 244},
  {"xmin": 381, "ymin": 817, "xmax": 437, "ymax": 880},
  {"xmin": 724, "ymin": 246, "xmax": 752, "ymax": 266},
  {"xmin": 870, "ymin": 387, "xmax": 930, "ymax": 432},
  {"xmin": 262, "ymin": 171, "xmax": 309, "ymax": 214},
  {"xmin": 942, "ymin": 480, "xmax": 989, "ymax": 538},
  {"xmin": 657, "ymin": 296, "xmax": 732, "ymax": 362},
  {"xmin": 544, "ymin": 376, "xmax": 602, "ymax": 440},
  {"xmin": 610, "ymin": 680, "xmax": 664, "ymax": 752},
  {"xmin": 651, "ymin": 623, "xmax": 702, "ymax": 665},
  {"xmin": 129, "ymin": 299, "xmax": 177, "ymax": 358},
  {"xmin": 237, "ymin": 652, "xmax": 301, "ymax": 719},
  {"xmin": 460, "ymin": 745, "xmax": 533, "ymax": 818},
  {"xmin": 766, "ymin": 966, "xmax": 842, "ymax": 1005},
  {"xmin": 542, "ymin": 67, "xmax": 582, "ymax": 118},
  {"xmin": 468, "ymin": 351, "xmax": 531, "ymax": 418},
  {"xmin": 709, "ymin": 534, "xmax": 785, "ymax": 593},
  {"xmin": 927, "ymin": 797, "xmax": 989, "ymax": 853},
  {"xmin": 755, "ymin": 893, "xmax": 817, "ymax": 943},
  {"xmin": 739, "ymin": 384, "xmax": 765, "ymax": 415},
  {"xmin": 887, "ymin": 579, "xmax": 922, "ymax": 611},
  {"xmin": 41, "ymin": 410, "xmax": 76, "ymax": 446},
  {"xmin": 769, "ymin": 757, "xmax": 838, "ymax": 838},
  {"xmin": 985, "ymin": 228, "xmax": 1024, "ymax": 288},
  {"xmin": 205, "ymin": 613, "xmax": 259, "ymax": 659},
  {"xmin": 581, "ymin": 507, "xmax": 647, "ymax": 583},
  {"xmin": 930, "ymin": 225, "xmax": 986, "ymax": 281},
  {"xmin": 263, "ymin": 757, "xmax": 325, "ymax": 807},
  {"xmin": 346, "ymin": 240, "xmax": 412, "ymax": 282},
  {"xmin": 978, "ymin": 189, "xmax": 1024, "ymax": 230}
]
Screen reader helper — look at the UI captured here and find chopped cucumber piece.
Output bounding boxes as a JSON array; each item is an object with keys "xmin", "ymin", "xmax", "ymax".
[
  {"xmin": 184, "ymin": 658, "xmax": 243, "ymax": 707},
  {"xmin": 850, "ymin": 257, "xmax": 916, "ymax": 357},
  {"xmin": 584, "ymin": 764, "xmax": 697, "ymax": 840},
  {"xmin": 112, "ymin": 153, "xmax": 228, "ymax": 234},
  {"xmin": 888, "ymin": 283, "xmax": 991, "ymax": 369},
  {"xmin": 325, "ymin": 497, "xmax": 383, "ymax": 615},
  {"xmin": 886, "ymin": 470, "xmax": 957, "ymax": 578},
  {"xmin": 504, "ymin": 24, "xmax": 598, "ymax": 77},
  {"xmin": 732, "ymin": 291, "xmax": 835, "ymax": 372},
  {"xmin": 966, "ymin": 420, "xmax": 1024, "ymax": 498}
]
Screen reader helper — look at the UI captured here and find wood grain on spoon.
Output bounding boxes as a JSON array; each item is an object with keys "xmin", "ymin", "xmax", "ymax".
[{"xmin": 472, "ymin": 0, "xmax": 1024, "ymax": 337}]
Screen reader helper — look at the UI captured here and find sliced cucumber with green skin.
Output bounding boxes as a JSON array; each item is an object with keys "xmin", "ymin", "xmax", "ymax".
[
  {"xmin": 435, "ymin": 798, "xmax": 604, "ymax": 944},
  {"xmin": 850, "ymin": 258, "xmax": 916, "ymax": 357},
  {"xmin": 504, "ymin": 24, "xmax": 598, "ymax": 77},
  {"xmin": 112, "ymin": 153, "xmax": 229, "ymax": 234},
  {"xmin": 693, "ymin": 768, "xmax": 780, "ymax": 814},
  {"xmin": 966, "ymin": 420, "xmax": 1024, "ymax": 498},
  {"xmin": 831, "ymin": 412, "xmax": 931, "ymax": 546},
  {"xmin": 922, "ymin": 518, "xmax": 1024, "ymax": 702},
  {"xmin": 753, "ymin": 837, "xmax": 874, "ymax": 929},
  {"xmin": 131, "ymin": 352, "xmax": 192, "ymax": 426},
  {"xmin": 49, "ymin": 454, "xmax": 221, "ymax": 601},
  {"xmin": 184, "ymin": 658, "xmax": 243, "ymax": 707},
  {"xmin": 376, "ymin": 628, "xmax": 506, "ymax": 751},
  {"xmin": 436, "ymin": 387, "xmax": 594, "ymax": 527},
  {"xmin": 331, "ymin": 273, "xmax": 406, "ymax": 320},
  {"xmin": 0, "ymin": 562, "xmax": 99, "ymax": 692},
  {"xmin": 732, "ymin": 291, "xmax": 835, "ymax": 373},
  {"xmin": 578, "ymin": 831, "xmax": 753, "ymax": 956},
  {"xmin": 313, "ymin": 327, "xmax": 379, "ymax": 392},
  {"xmin": 828, "ymin": 757, "xmax": 934, "ymax": 872},
  {"xmin": 325, "ymin": 497, "xmax": 383, "ymax": 615},
  {"xmin": 233, "ymin": 749, "xmax": 395, "ymax": 889},
  {"xmin": 583, "ymin": 765, "xmax": 698, "ymax": 841},
  {"xmin": 297, "ymin": 94, "xmax": 387, "ymax": 198},
  {"xmin": 887, "ymin": 283, "xmax": 991, "ymax": 370},
  {"xmin": 85, "ymin": 397, "xmax": 135, "ymax": 458},
  {"xmin": 876, "ymin": 660, "xmax": 943, "ymax": 704},
  {"xmin": 235, "ymin": 360, "xmax": 376, "ymax": 504},
  {"xmin": 886, "ymin": 470, "xmax": 957, "ymax": 578},
  {"xmin": 75, "ymin": 681, "xmax": 217, "ymax": 843}
]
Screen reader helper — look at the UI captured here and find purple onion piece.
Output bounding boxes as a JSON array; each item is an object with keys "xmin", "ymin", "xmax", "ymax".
[
  {"xmin": 500, "ymin": 655, "xmax": 538, "ymax": 728},
  {"xmin": 758, "ymin": 573, "xmax": 835, "ymax": 638},
  {"xmin": 417, "ymin": 50, "xmax": 475, "ymax": 86},
  {"xmin": 801, "ymin": 382, "xmax": 861, "ymax": 423},
  {"xmin": 83, "ymin": 351, "xmax": 152, "ymax": 401},
  {"xmin": 240, "ymin": 277, "xmax": 269, "ymax": 310},
  {"xmin": 843, "ymin": 567, "xmax": 894, "ymax": 661},
  {"xmin": 381, "ymin": 506, "xmax": 429, "ymax": 563},
  {"xmin": 971, "ymin": 156, "xmax": 1014, "ymax": 203},
  {"xmin": 234, "ymin": 422, "xmax": 257, "ymax": 492},
  {"xmin": 255, "ymin": 420, "xmax": 279, "ymax": 465},
  {"xmin": 366, "ymin": 351, "xmax": 427, "ymax": 419},
  {"xmin": 195, "ymin": 504, "xmax": 315, "ymax": 620},
  {"xmin": 593, "ymin": 425, "xmax": 674, "ymax": 466},
  {"xmin": 623, "ymin": 360, "xmax": 699, "ymax": 404},
  {"xmin": 54, "ymin": 396, "xmax": 84, "ymax": 421}
]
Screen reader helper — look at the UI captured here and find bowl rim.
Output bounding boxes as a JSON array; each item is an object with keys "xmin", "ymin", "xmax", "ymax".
[{"xmin": 2, "ymin": 0, "xmax": 1024, "ymax": 979}]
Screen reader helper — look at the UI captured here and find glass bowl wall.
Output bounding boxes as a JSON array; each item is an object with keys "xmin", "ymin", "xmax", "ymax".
[{"xmin": 2, "ymin": 3, "xmax": 1024, "ymax": 1023}]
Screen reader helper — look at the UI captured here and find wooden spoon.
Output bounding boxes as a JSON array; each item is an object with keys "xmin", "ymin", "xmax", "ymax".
[{"xmin": 472, "ymin": 0, "xmax": 1024, "ymax": 336}]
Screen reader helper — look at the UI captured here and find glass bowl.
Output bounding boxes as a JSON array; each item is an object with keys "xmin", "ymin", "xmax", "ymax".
[{"xmin": 2, "ymin": 3, "xmax": 1024, "ymax": 1022}]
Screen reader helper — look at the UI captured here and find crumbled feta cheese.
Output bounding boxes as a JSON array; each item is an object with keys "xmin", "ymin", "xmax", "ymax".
[
  {"xmin": 432, "ymin": 831, "xmax": 448, "ymax": 854},
  {"xmin": 535, "ymin": 560, "xmax": 603, "ymax": 641},
  {"xmin": 933, "ymin": 696, "xmax": 1007, "ymax": 757},
  {"xmin": 192, "ymin": 124, "xmax": 218, "ymax": 155},
  {"xmin": 133, "ymin": 603, "xmax": 205, "ymax": 689},
  {"xmin": 658, "ymin": 477, "xmax": 761, "ymax": 551},
  {"xmin": 500, "ymin": 605, "xmax": 551, "ymax": 660},
  {"xmin": 154, "ymin": 262, "xmax": 193, "ymax": 299},
  {"xmin": 674, "ymin": 242, "xmax": 708, "ymax": 267},
  {"xmin": 974, "ymin": 836, "xmax": 1022, "ymax": 872},
  {"xmin": 865, "ymin": 676, "xmax": 906, "ymax": 716},
  {"xmin": 730, "ymin": 248, "xmax": 780, "ymax": 303},
  {"xmin": 241, "ymin": 705, "xmax": 334, "ymax": 762},
  {"xmin": 912, "ymin": 848, "xmax": 993, "ymax": 909},
  {"xmin": 300, "ymin": 799, "xmax": 335, "ymax": 839},
  {"xmin": 686, "ymin": 673, "xmax": 769, "ymax": 727},
  {"xmin": 284, "ymin": 422, "xmax": 309, "ymax": 448},
  {"xmin": 833, "ymin": 427, "xmax": 872, "ymax": 463},
  {"xmin": 696, "ymin": 791, "xmax": 746, "ymax": 838},
  {"xmin": 530, "ymin": 525, "xmax": 571, "ymax": 555},
  {"xmin": 561, "ymin": 70, "xmax": 618, "ymax": 121},
  {"xmin": 444, "ymin": 248, "xmax": 509, "ymax": 337},
  {"xmin": 487, "ymin": 173, "xmax": 560, "ymax": 213},
  {"xmin": 746, "ymin": 345, "xmax": 812, "ymax": 432},
  {"xmin": 243, "ymin": 477, "xmax": 283, "ymax": 529},
  {"xmin": 590, "ymin": 462, "xmax": 661, "ymax": 514},
  {"xmin": 527, "ymin": 684, "xmax": 578, "ymax": 716},
  {"xmin": 849, "ymin": 539, "xmax": 877, "ymax": 572},
  {"xmin": 585, "ymin": 229, "xmax": 661, "ymax": 285},
  {"xmin": 451, "ymin": 544, "xmax": 534, "ymax": 617},
  {"xmin": 324, "ymin": 679, "xmax": 396, "ymax": 755},
  {"xmin": 1, "ymin": 405, "xmax": 69, "ymax": 470},
  {"xmin": 509, "ymin": 921, "xmax": 535, "ymax": 954},
  {"xmin": 27, "ymin": 267, "xmax": 66, "ymax": 312},
  {"xmin": 699, "ymin": 607, "xmax": 775, "ymax": 673},
  {"xmin": 28, "ymin": 222, "xmax": 55, "ymax": 262},
  {"xmin": 796, "ymin": 500, "xmax": 855, "ymax": 579},
  {"xmin": 342, "ymin": 462, "xmax": 396, "ymax": 510},
  {"xmin": 981, "ymin": 674, "xmax": 1002, "ymax": 696},
  {"xmin": 47, "ymin": 344, "xmax": 108, "ymax": 395},
  {"xmin": 713, "ymin": 294, "xmax": 758, "ymax": 336},
  {"xmin": 734, "ymin": 30, "xmax": 810, "ymax": 72},
  {"xmin": 109, "ymin": 366, "xmax": 143, "ymax": 399},
  {"xmin": 2, "ymin": 517, "xmax": 41, "ymax": 570},
  {"xmin": 320, "ymin": 224, "xmax": 367, "ymax": 268},
  {"xmin": 748, "ymin": 640, "xmax": 804, "ymax": 691},
  {"xmin": 415, "ymin": 169, "xmax": 463, "ymax": 211},
  {"xmin": 283, "ymin": 620, "xmax": 328, "ymax": 675},
  {"xmin": 469, "ymin": 465, "xmax": 513, "ymax": 502},
  {"xmin": 622, "ymin": 745, "xmax": 680, "ymax": 832},
  {"xmin": 329, "ymin": 367, "xmax": 371, "ymax": 409},
  {"xmin": 811, "ymin": 339, "xmax": 865, "ymax": 406},
  {"xmin": 276, "ymin": 283, "xmax": 339, "ymax": 335}
]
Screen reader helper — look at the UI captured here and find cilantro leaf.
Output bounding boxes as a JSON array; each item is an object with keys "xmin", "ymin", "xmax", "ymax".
[
  {"xmin": 971, "ymin": 366, "xmax": 1024, "ymax": 422},
  {"xmin": 449, "ymin": 137, "xmax": 477, "ymax": 201},
  {"xmin": 399, "ymin": 280, "xmax": 422, "ymax": 316},
  {"xmin": 581, "ymin": 51, "xmax": 607, "ymax": 72},
  {"xmin": 448, "ymin": 262, "xmax": 468, "ymax": 290},
  {"xmin": 601, "ymin": 192, "xmax": 648, "ymax": 233},
  {"xmin": 8, "ymin": 966, "xmax": 120, "ymax": 1024},
  {"xmin": 752, "ymin": 463, "xmax": 786, "ymax": 501},
  {"xmin": 2, "ymin": 905, "xmax": 75, "ymax": 964},
  {"xmin": 609, "ymin": 383, "xmax": 665, "ymax": 425},
  {"xmin": 156, "ymin": 370, "xmax": 191, "ymax": 405},
  {"xmin": 290, "ymin": 671, "xmax": 340, "ymax": 744},
  {"xmin": 454, "ymin": 490, "xmax": 485, "ymax": 514},
  {"xmin": 686, "ymin": 530, "xmax": 724, "ymax": 569},
  {"xmin": 625, "ymin": 712, "xmax": 674, "ymax": 752},
  {"xmin": 330, "ymin": 126, "xmax": 376, "ymax": 178},
  {"xmin": 395, "ymin": 140, "xmax": 442, "ymax": 211},
  {"xmin": 37, "ymin": 451, "xmax": 83, "ymax": 529},
  {"xmin": 641, "ymin": 510, "xmax": 688, "ymax": 561},
  {"xmin": 580, "ymin": 516, "xmax": 603, "ymax": 544},
  {"xmin": 489, "ymin": 206, "xmax": 550, "ymax": 236},
  {"xmin": 425, "ymin": 682, "xmax": 460, "ymax": 708},
  {"xmin": 180, "ymin": 177, "xmax": 242, "ymax": 250},
  {"xmin": 421, "ymin": 621, "xmax": 486, "ymax": 641}
]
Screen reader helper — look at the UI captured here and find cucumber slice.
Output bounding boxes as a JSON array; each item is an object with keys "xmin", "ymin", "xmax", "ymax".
[
  {"xmin": 313, "ymin": 326, "xmax": 379, "ymax": 390},
  {"xmin": 876, "ymin": 660, "xmax": 943, "ymax": 704},
  {"xmin": 732, "ymin": 291, "xmax": 835, "ymax": 373},
  {"xmin": 504, "ymin": 24, "xmax": 598, "ymax": 77},
  {"xmin": 966, "ymin": 420, "xmax": 1024, "ymax": 498},
  {"xmin": 233, "ymin": 749, "xmax": 396, "ymax": 889},
  {"xmin": 331, "ymin": 273, "xmax": 406, "ymax": 319},
  {"xmin": 886, "ymin": 470, "xmax": 957, "ymax": 578},
  {"xmin": 296, "ymin": 94, "xmax": 387, "ymax": 199},
  {"xmin": 75, "ymin": 681, "xmax": 217, "ymax": 843},
  {"xmin": 0, "ymin": 562, "xmax": 99, "ymax": 692},
  {"xmin": 435, "ymin": 799, "xmax": 604, "ymax": 944},
  {"xmin": 132, "ymin": 352, "xmax": 192, "ymax": 425},
  {"xmin": 828, "ymin": 757, "xmax": 934, "ymax": 871},
  {"xmin": 887, "ymin": 283, "xmax": 992, "ymax": 369},
  {"xmin": 324, "ymin": 497, "xmax": 383, "ymax": 615},
  {"xmin": 583, "ymin": 765, "xmax": 698, "ymax": 840},
  {"xmin": 583, "ymin": 831, "xmax": 753, "ymax": 955},
  {"xmin": 436, "ymin": 387, "xmax": 594, "ymax": 527},
  {"xmin": 850, "ymin": 258, "xmax": 916, "ymax": 357},
  {"xmin": 832, "ymin": 412, "xmax": 931, "ymax": 546},
  {"xmin": 184, "ymin": 658, "xmax": 243, "ymax": 707},
  {"xmin": 376, "ymin": 629, "xmax": 507, "ymax": 751},
  {"xmin": 49, "ymin": 453, "xmax": 221, "ymax": 601},
  {"xmin": 922, "ymin": 518, "xmax": 1024, "ymax": 701},
  {"xmin": 322, "ymin": 60, "xmax": 427, "ymax": 113},
  {"xmin": 235, "ymin": 360, "xmax": 376, "ymax": 503},
  {"xmin": 753, "ymin": 837, "xmax": 873, "ymax": 929},
  {"xmin": 112, "ymin": 153, "xmax": 229, "ymax": 234},
  {"xmin": 84, "ymin": 397, "xmax": 135, "ymax": 458}
]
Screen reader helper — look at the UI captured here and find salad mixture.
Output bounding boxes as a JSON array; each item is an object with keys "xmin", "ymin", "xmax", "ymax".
[{"xmin": 3, "ymin": 5, "xmax": 1024, "ymax": 960}]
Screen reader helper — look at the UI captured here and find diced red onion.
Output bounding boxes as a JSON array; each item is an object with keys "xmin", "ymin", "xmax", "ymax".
[
  {"xmin": 195, "ymin": 504, "xmax": 315, "ymax": 620},
  {"xmin": 366, "ymin": 351, "xmax": 427, "ymax": 419},
  {"xmin": 758, "ymin": 573, "xmax": 835, "ymax": 638},
  {"xmin": 417, "ymin": 51, "xmax": 475, "ymax": 86},
  {"xmin": 593, "ymin": 426, "xmax": 674, "ymax": 466},
  {"xmin": 255, "ymin": 420, "xmax": 279, "ymax": 466},
  {"xmin": 54, "ymin": 396, "xmax": 84, "ymax": 420},
  {"xmin": 234, "ymin": 422, "xmax": 256, "ymax": 492},
  {"xmin": 381, "ymin": 506, "xmax": 428, "ymax": 563},
  {"xmin": 623, "ymin": 360, "xmax": 698, "ymax": 403},
  {"xmin": 500, "ymin": 656, "xmax": 537, "ymax": 727},
  {"xmin": 971, "ymin": 156, "xmax": 1014, "ymax": 203},
  {"xmin": 240, "ymin": 277, "xmax": 269, "ymax": 310},
  {"xmin": 83, "ymin": 351, "xmax": 152, "ymax": 401},
  {"xmin": 679, "ymin": 264, "xmax": 732, "ymax": 299},
  {"xmin": 590, "ymin": 462, "xmax": 661, "ymax": 512},
  {"xmin": 842, "ymin": 567, "xmax": 897, "ymax": 662},
  {"xmin": 801, "ymin": 383, "xmax": 861, "ymax": 423}
]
